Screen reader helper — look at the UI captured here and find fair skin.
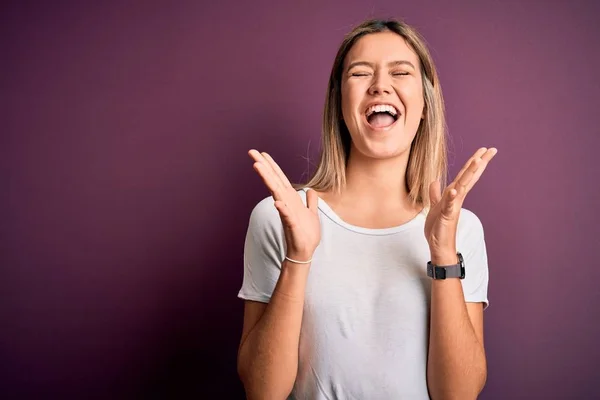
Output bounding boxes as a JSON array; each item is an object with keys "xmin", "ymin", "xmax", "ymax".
[{"xmin": 238, "ymin": 31, "xmax": 497, "ymax": 400}]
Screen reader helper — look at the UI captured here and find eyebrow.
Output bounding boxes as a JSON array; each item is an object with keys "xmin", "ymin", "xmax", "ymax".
[{"xmin": 346, "ymin": 60, "xmax": 416, "ymax": 71}]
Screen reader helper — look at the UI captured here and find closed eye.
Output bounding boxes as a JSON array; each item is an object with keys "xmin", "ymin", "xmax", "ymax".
[{"xmin": 392, "ymin": 72, "xmax": 410, "ymax": 76}]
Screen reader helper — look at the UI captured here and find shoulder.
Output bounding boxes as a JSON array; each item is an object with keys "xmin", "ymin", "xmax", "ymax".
[
  {"xmin": 248, "ymin": 195, "xmax": 279, "ymax": 232},
  {"xmin": 247, "ymin": 189, "xmax": 307, "ymax": 232},
  {"xmin": 458, "ymin": 207, "xmax": 484, "ymax": 231},
  {"xmin": 457, "ymin": 207, "xmax": 486, "ymax": 242}
]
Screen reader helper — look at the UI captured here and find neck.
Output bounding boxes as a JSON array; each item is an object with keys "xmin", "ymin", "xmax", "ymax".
[{"xmin": 340, "ymin": 146, "xmax": 413, "ymax": 210}]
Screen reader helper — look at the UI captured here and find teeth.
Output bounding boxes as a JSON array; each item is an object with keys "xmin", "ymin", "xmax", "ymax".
[{"xmin": 366, "ymin": 104, "xmax": 398, "ymax": 117}]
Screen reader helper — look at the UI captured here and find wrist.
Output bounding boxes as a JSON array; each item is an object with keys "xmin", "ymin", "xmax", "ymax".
[
  {"xmin": 281, "ymin": 261, "xmax": 311, "ymax": 280},
  {"xmin": 285, "ymin": 251, "xmax": 314, "ymax": 263},
  {"xmin": 430, "ymin": 250, "xmax": 458, "ymax": 266}
]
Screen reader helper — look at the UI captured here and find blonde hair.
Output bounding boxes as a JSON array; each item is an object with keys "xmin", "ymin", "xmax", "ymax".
[{"xmin": 299, "ymin": 19, "xmax": 448, "ymax": 208}]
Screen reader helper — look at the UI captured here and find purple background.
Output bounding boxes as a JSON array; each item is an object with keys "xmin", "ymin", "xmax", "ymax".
[{"xmin": 2, "ymin": 0, "xmax": 599, "ymax": 398}]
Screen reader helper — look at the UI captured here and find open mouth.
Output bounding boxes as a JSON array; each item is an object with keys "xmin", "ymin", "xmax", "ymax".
[{"xmin": 365, "ymin": 104, "xmax": 399, "ymax": 130}]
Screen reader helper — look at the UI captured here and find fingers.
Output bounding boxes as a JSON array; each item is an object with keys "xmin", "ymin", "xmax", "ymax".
[
  {"xmin": 453, "ymin": 147, "xmax": 498, "ymax": 195},
  {"xmin": 429, "ymin": 180, "xmax": 443, "ymax": 207},
  {"xmin": 248, "ymin": 149, "xmax": 291, "ymax": 188},
  {"xmin": 251, "ymin": 159, "xmax": 283, "ymax": 199},
  {"xmin": 456, "ymin": 158, "xmax": 482, "ymax": 190},
  {"xmin": 248, "ymin": 149, "xmax": 274, "ymax": 171},
  {"xmin": 261, "ymin": 152, "xmax": 292, "ymax": 188},
  {"xmin": 481, "ymin": 147, "xmax": 498, "ymax": 163},
  {"xmin": 462, "ymin": 147, "xmax": 497, "ymax": 192},
  {"xmin": 454, "ymin": 147, "xmax": 488, "ymax": 182},
  {"xmin": 306, "ymin": 189, "xmax": 319, "ymax": 213},
  {"xmin": 438, "ymin": 147, "xmax": 498, "ymax": 216},
  {"xmin": 248, "ymin": 149, "xmax": 287, "ymax": 199},
  {"xmin": 439, "ymin": 158, "xmax": 480, "ymax": 218},
  {"xmin": 445, "ymin": 187, "xmax": 458, "ymax": 215}
]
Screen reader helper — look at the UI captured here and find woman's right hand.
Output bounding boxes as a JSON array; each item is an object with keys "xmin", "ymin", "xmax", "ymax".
[{"xmin": 248, "ymin": 149, "xmax": 321, "ymax": 262}]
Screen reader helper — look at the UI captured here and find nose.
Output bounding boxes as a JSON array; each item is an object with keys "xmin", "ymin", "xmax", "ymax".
[{"xmin": 368, "ymin": 72, "xmax": 393, "ymax": 96}]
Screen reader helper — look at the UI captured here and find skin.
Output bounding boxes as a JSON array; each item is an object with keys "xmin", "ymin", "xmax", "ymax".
[{"xmin": 238, "ymin": 31, "xmax": 498, "ymax": 400}]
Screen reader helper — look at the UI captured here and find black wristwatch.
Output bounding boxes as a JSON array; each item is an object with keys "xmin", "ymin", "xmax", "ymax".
[{"xmin": 427, "ymin": 252, "xmax": 465, "ymax": 279}]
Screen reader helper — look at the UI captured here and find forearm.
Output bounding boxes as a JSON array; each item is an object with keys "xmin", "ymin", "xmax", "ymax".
[
  {"xmin": 238, "ymin": 262, "xmax": 309, "ymax": 399},
  {"xmin": 427, "ymin": 265, "xmax": 487, "ymax": 399}
]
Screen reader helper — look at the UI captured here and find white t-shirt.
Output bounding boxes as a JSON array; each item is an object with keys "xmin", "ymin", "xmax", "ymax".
[{"xmin": 238, "ymin": 188, "xmax": 489, "ymax": 399}]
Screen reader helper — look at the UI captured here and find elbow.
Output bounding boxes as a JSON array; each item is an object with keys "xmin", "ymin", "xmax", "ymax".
[
  {"xmin": 236, "ymin": 358, "xmax": 247, "ymax": 391},
  {"xmin": 240, "ymin": 379, "xmax": 294, "ymax": 400},
  {"xmin": 469, "ymin": 358, "xmax": 488, "ymax": 398},
  {"xmin": 237, "ymin": 353, "xmax": 256, "ymax": 399},
  {"xmin": 237, "ymin": 357, "xmax": 259, "ymax": 399},
  {"xmin": 428, "ymin": 367, "xmax": 487, "ymax": 400},
  {"xmin": 429, "ymin": 387, "xmax": 483, "ymax": 400},
  {"xmin": 237, "ymin": 359, "xmax": 294, "ymax": 400},
  {"xmin": 237, "ymin": 361, "xmax": 262, "ymax": 400},
  {"xmin": 475, "ymin": 367, "xmax": 488, "ymax": 398}
]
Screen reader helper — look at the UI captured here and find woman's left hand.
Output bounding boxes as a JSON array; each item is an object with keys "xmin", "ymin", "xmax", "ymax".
[{"xmin": 424, "ymin": 147, "xmax": 498, "ymax": 262}]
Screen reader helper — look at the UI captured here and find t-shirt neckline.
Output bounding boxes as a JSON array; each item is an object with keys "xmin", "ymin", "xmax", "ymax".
[{"xmin": 301, "ymin": 188, "xmax": 426, "ymax": 236}]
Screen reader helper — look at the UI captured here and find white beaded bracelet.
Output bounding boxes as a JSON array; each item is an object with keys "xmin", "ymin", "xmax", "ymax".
[{"xmin": 284, "ymin": 256, "xmax": 313, "ymax": 264}]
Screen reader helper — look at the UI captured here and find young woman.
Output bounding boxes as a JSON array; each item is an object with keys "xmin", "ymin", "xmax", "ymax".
[{"xmin": 237, "ymin": 18, "xmax": 497, "ymax": 400}]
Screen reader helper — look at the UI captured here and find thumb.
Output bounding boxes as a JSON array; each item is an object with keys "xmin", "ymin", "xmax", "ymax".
[
  {"xmin": 306, "ymin": 188, "xmax": 319, "ymax": 213},
  {"xmin": 429, "ymin": 180, "xmax": 442, "ymax": 206}
]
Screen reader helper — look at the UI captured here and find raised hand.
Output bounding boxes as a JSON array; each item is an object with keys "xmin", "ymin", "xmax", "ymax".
[
  {"xmin": 424, "ymin": 147, "xmax": 498, "ymax": 262},
  {"xmin": 248, "ymin": 149, "xmax": 321, "ymax": 262}
]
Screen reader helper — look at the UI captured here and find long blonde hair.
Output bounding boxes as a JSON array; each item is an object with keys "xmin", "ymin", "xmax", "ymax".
[{"xmin": 300, "ymin": 19, "xmax": 448, "ymax": 208}]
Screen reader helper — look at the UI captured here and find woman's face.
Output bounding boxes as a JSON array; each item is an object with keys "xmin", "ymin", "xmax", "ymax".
[{"xmin": 341, "ymin": 31, "xmax": 425, "ymax": 159}]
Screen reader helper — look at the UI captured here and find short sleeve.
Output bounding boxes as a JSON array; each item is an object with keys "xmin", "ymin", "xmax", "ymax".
[
  {"xmin": 237, "ymin": 195, "xmax": 286, "ymax": 303},
  {"xmin": 457, "ymin": 208, "xmax": 490, "ymax": 309}
]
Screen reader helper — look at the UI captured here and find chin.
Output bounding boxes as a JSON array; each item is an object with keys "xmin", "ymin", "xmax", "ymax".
[
  {"xmin": 370, "ymin": 148, "xmax": 407, "ymax": 160},
  {"xmin": 360, "ymin": 131, "xmax": 415, "ymax": 159},
  {"xmin": 352, "ymin": 140, "xmax": 410, "ymax": 160}
]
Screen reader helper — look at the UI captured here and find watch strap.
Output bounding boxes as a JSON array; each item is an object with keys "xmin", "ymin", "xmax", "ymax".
[{"xmin": 427, "ymin": 253, "xmax": 465, "ymax": 279}]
